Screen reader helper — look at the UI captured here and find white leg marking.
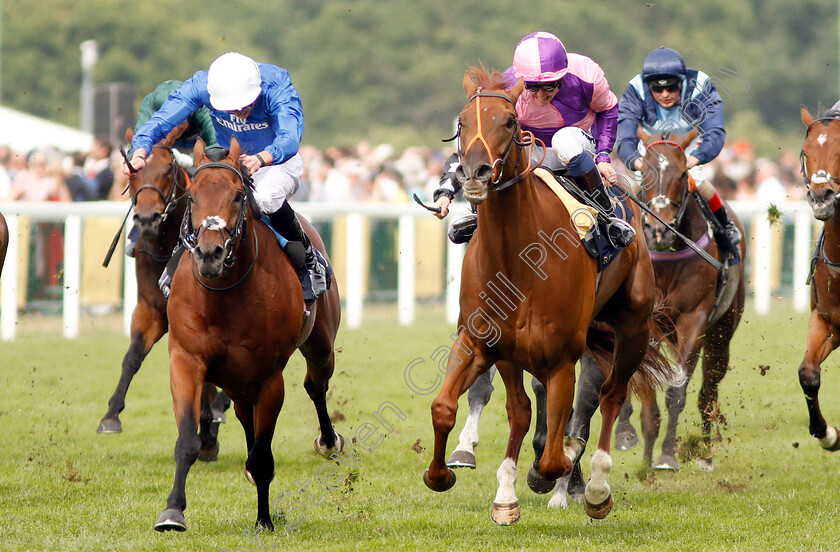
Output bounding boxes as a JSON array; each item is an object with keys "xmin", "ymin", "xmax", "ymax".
[
  {"xmin": 585, "ymin": 449, "xmax": 612, "ymax": 506},
  {"xmin": 819, "ymin": 426, "xmax": 838, "ymax": 449},
  {"xmin": 493, "ymin": 457, "xmax": 518, "ymax": 505},
  {"xmin": 454, "ymin": 406, "xmax": 482, "ymax": 453},
  {"xmin": 548, "ymin": 439, "xmax": 581, "ymax": 509}
]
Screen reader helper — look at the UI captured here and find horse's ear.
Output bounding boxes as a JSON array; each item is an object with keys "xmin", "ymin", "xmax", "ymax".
[
  {"xmin": 125, "ymin": 127, "xmax": 134, "ymax": 144},
  {"xmin": 508, "ymin": 77, "xmax": 525, "ymax": 103},
  {"xmin": 193, "ymin": 138, "xmax": 207, "ymax": 170},
  {"xmin": 637, "ymin": 126, "xmax": 651, "ymax": 143},
  {"xmin": 161, "ymin": 122, "xmax": 189, "ymax": 148},
  {"xmin": 229, "ymin": 136, "xmax": 241, "ymax": 163},
  {"xmin": 801, "ymin": 105, "xmax": 814, "ymax": 127},
  {"xmin": 680, "ymin": 128, "xmax": 699, "ymax": 150},
  {"xmin": 463, "ymin": 70, "xmax": 477, "ymax": 97}
]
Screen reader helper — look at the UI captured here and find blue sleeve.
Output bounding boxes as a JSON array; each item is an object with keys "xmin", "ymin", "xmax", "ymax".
[
  {"xmin": 262, "ymin": 70, "xmax": 304, "ymax": 164},
  {"xmin": 616, "ymin": 84, "xmax": 645, "ymax": 169},
  {"xmin": 687, "ymin": 80, "xmax": 725, "ymax": 165},
  {"xmin": 132, "ymin": 75, "xmax": 207, "ymax": 154}
]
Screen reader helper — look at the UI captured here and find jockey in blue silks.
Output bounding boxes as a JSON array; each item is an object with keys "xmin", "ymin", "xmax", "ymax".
[
  {"xmin": 124, "ymin": 52, "xmax": 327, "ymax": 304},
  {"xmin": 433, "ymin": 31, "xmax": 635, "ymax": 248},
  {"xmin": 615, "ymin": 46, "xmax": 741, "ymax": 263}
]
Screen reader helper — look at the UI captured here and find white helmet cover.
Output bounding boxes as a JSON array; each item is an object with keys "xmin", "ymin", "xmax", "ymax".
[{"xmin": 207, "ymin": 52, "xmax": 262, "ymax": 111}]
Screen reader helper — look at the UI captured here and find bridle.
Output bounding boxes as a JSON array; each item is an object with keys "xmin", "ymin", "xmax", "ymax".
[
  {"xmin": 641, "ymin": 139, "xmax": 692, "ymax": 231},
  {"xmin": 129, "ymin": 145, "xmax": 186, "ymax": 221},
  {"xmin": 446, "ymin": 90, "xmax": 541, "ymax": 192},
  {"xmin": 799, "ymin": 117, "xmax": 840, "ymax": 190},
  {"xmin": 181, "ymin": 161, "xmax": 257, "ymax": 291}
]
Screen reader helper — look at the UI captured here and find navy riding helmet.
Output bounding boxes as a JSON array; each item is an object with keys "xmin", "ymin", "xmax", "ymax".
[{"xmin": 641, "ymin": 47, "xmax": 686, "ymax": 85}]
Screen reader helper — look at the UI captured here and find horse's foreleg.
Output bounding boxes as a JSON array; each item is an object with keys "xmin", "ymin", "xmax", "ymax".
[
  {"xmin": 248, "ymin": 373, "xmax": 285, "ymax": 531},
  {"xmin": 448, "ymin": 364, "xmax": 497, "ymax": 469},
  {"xmin": 536, "ymin": 360, "xmax": 577, "ymax": 484},
  {"xmin": 657, "ymin": 312, "xmax": 705, "ymax": 471},
  {"xmin": 490, "ymin": 362, "xmax": 530, "ymax": 525},
  {"xmin": 197, "ymin": 383, "xmax": 221, "ymax": 461},
  {"xmin": 154, "ymin": 350, "xmax": 203, "ymax": 532},
  {"xmin": 425, "ymin": 334, "xmax": 493, "ymax": 493},
  {"xmin": 799, "ymin": 310, "xmax": 840, "ymax": 450},
  {"xmin": 98, "ymin": 302, "xmax": 166, "ymax": 433}
]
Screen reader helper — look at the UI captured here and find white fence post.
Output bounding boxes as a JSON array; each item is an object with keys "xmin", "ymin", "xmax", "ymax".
[
  {"xmin": 793, "ymin": 211, "xmax": 813, "ymax": 312},
  {"xmin": 446, "ymin": 238, "xmax": 465, "ymax": 325},
  {"xmin": 752, "ymin": 213, "xmax": 772, "ymax": 314},
  {"xmin": 345, "ymin": 213, "xmax": 364, "ymax": 329},
  {"xmin": 63, "ymin": 215, "xmax": 82, "ymax": 338},
  {"xmin": 398, "ymin": 214, "xmax": 416, "ymax": 326}
]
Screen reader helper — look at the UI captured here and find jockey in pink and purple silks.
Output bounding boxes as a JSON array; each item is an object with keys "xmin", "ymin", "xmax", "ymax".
[{"xmin": 433, "ymin": 31, "xmax": 635, "ymax": 248}]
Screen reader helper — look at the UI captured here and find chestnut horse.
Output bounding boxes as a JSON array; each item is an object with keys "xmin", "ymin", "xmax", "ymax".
[
  {"xmin": 423, "ymin": 68, "xmax": 675, "ymax": 524},
  {"xmin": 154, "ymin": 137, "xmax": 343, "ymax": 531},
  {"xmin": 797, "ymin": 106, "xmax": 840, "ymax": 451},
  {"xmin": 97, "ymin": 125, "xmax": 227, "ymax": 460},
  {"xmin": 603, "ymin": 129, "xmax": 746, "ymax": 472}
]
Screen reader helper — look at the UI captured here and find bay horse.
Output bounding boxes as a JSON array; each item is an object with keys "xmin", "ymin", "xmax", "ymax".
[
  {"xmin": 423, "ymin": 68, "xmax": 676, "ymax": 524},
  {"xmin": 603, "ymin": 129, "xmax": 746, "ymax": 472},
  {"xmin": 97, "ymin": 125, "xmax": 227, "ymax": 461},
  {"xmin": 0, "ymin": 211, "xmax": 7, "ymax": 278},
  {"xmin": 154, "ymin": 137, "xmax": 343, "ymax": 531},
  {"xmin": 797, "ymin": 106, "xmax": 840, "ymax": 451}
]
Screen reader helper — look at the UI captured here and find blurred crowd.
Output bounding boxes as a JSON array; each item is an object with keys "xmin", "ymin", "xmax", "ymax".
[{"xmin": 0, "ymin": 136, "xmax": 806, "ymax": 207}]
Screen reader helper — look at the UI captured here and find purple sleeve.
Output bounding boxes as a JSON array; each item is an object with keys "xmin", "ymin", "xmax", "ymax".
[{"xmin": 594, "ymin": 104, "xmax": 618, "ymax": 160}]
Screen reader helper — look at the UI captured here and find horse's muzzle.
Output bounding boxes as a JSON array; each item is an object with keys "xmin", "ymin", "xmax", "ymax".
[
  {"xmin": 133, "ymin": 212, "xmax": 163, "ymax": 240},
  {"xmin": 193, "ymin": 244, "xmax": 227, "ymax": 279},
  {"xmin": 808, "ymin": 188, "xmax": 836, "ymax": 220},
  {"xmin": 457, "ymin": 164, "xmax": 492, "ymax": 206},
  {"xmin": 643, "ymin": 222, "xmax": 675, "ymax": 252}
]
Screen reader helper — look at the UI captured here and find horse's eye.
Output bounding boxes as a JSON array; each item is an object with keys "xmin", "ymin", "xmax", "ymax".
[
  {"xmin": 507, "ymin": 117, "xmax": 516, "ymax": 129},
  {"xmin": 234, "ymin": 191, "xmax": 244, "ymax": 204}
]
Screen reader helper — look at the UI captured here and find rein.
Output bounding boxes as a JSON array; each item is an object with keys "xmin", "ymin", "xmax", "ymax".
[{"xmin": 182, "ymin": 161, "xmax": 256, "ymax": 291}]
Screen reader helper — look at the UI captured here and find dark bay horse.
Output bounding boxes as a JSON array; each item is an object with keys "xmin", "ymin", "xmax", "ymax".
[
  {"xmin": 97, "ymin": 125, "xmax": 227, "ymax": 460},
  {"xmin": 607, "ymin": 129, "xmax": 746, "ymax": 472},
  {"xmin": 154, "ymin": 137, "xmax": 343, "ymax": 532},
  {"xmin": 797, "ymin": 106, "xmax": 840, "ymax": 451},
  {"xmin": 423, "ymin": 68, "xmax": 676, "ymax": 524}
]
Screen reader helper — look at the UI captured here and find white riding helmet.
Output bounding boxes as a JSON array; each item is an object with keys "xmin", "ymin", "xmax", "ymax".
[{"xmin": 207, "ymin": 52, "xmax": 262, "ymax": 111}]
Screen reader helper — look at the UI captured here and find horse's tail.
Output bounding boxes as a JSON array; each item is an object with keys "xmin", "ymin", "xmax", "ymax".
[{"xmin": 585, "ymin": 293, "xmax": 683, "ymax": 393}]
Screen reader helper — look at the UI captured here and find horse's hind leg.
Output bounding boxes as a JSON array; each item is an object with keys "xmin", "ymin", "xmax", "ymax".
[
  {"xmin": 615, "ymin": 400, "xmax": 639, "ymax": 450},
  {"xmin": 490, "ymin": 361, "xmax": 530, "ymax": 525},
  {"xmin": 197, "ymin": 384, "xmax": 221, "ymax": 462},
  {"xmin": 247, "ymin": 373, "xmax": 286, "ymax": 531},
  {"xmin": 799, "ymin": 310, "xmax": 840, "ymax": 450},
  {"xmin": 637, "ymin": 382, "xmax": 660, "ymax": 467},
  {"xmin": 546, "ymin": 352, "xmax": 602, "ymax": 508},
  {"xmin": 302, "ymin": 351, "xmax": 344, "ymax": 457},
  {"xmin": 448, "ymin": 364, "xmax": 497, "ymax": 469},
  {"xmin": 98, "ymin": 302, "xmax": 166, "ymax": 433}
]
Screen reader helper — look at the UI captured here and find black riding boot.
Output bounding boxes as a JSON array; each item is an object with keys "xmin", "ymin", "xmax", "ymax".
[
  {"xmin": 571, "ymin": 164, "xmax": 636, "ymax": 248},
  {"xmin": 266, "ymin": 202, "xmax": 328, "ymax": 305},
  {"xmin": 713, "ymin": 207, "xmax": 742, "ymax": 264}
]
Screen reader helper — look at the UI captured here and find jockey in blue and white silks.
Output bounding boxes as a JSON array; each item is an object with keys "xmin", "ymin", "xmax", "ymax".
[
  {"xmin": 126, "ymin": 52, "xmax": 326, "ymax": 304},
  {"xmin": 433, "ymin": 31, "xmax": 635, "ymax": 248},
  {"xmin": 616, "ymin": 46, "xmax": 741, "ymax": 262}
]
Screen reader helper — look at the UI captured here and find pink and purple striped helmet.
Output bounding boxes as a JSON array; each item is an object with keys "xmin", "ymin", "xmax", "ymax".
[{"xmin": 512, "ymin": 31, "xmax": 569, "ymax": 83}]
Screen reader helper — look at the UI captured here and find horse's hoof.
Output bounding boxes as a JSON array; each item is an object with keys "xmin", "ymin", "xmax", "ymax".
[
  {"xmin": 314, "ymin": 433, "xmax": 345, "ymax": 458},
  {"xmin": 583, "ymin": 493, "xmax": 614, "ymax": 520},
  {"xmin": 614, "ymin": 426, "xmax": 639, "ymax": 451},
  {"xmin": 211, "ymin": 408, "xmax": 227, "ymax": 424},
  {"xmin": 527, "ymin": 462, "xmax": 556, "ymax": 494},
  {"xmin": 96, "ymin": 417, "xmax": 122, "ymax": 434},
  {"xmin": 154, "ymin": 509, "xmax": 186, "ymax": 532},
  {"xmin": 423, "ymin": 468, "xmax": 456, "ymax": 492},
  {"xmin": 491, "ymin": 502, "xmax": 521, "ymax": 525},
  {"xmin": 446, "ymin": 450, "xmax": 476, "ymax": 469},
  {"xmin": 696, "ymin": 458, "xmax": 714, "ymax": 472},
  {"xmin": 653, "ymin": 454, "xmax": 680, "ymax": 471},
  {"xmin": 255, "ymin": 518, "xmax": 274, "ymax": 532},
  {"xmin": 819, "ymin": 426, "xmax": 840, "ymax": 451},
  {"xmin": 198, "ymin": 441, "xmax": 219, "ymax": 462},
  {"xmin": 245, "ymin": 469, "xmax": 256, "ymax": 486}
]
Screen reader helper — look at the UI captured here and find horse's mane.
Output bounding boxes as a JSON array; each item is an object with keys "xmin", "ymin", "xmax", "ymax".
[{"xmin": 466, "ymin": 65, "xmax": 509, "ymax": 93}]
